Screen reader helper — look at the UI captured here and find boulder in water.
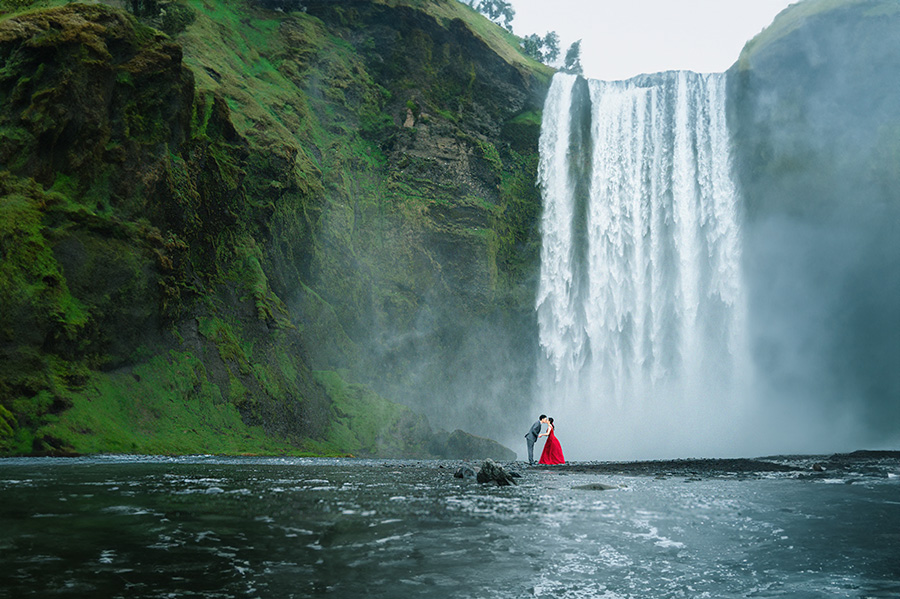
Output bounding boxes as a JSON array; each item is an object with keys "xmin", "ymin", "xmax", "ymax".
[
  {"xmin": 476, "ymin": 459, "xmax": 517, "ymax": 486},
  {"xmin": 573, "ymin": 483, "xmax": 619, "ymax": 491},
  {"xmin": 454, "ymin": 466, "xmax": 476, "ymax": 479}
]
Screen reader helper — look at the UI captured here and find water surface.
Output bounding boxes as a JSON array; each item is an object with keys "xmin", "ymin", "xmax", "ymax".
[{"xmin": 1, "ymin": 455, "xmax": 898, "ymax": 598}]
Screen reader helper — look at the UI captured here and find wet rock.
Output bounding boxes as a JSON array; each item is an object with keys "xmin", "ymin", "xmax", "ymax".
[
  {"xmin": 573, "ymin": 483, "xmax": 618, "ymax": 491},
  {"xmin": 812, "ymin": 463, "xmax": 826, "ymax": 472},
  {"xmin": 454, "ymin": 466, "xmax": 476, "ymax": 479},
  {"xmin": 476, "ymin": 459, "xmax": 517, "ymax": 486}
]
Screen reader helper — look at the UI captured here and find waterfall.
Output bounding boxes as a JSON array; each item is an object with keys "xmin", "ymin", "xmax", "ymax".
[{"xmin": 536, "ymin": 72, "xmax": 750, "ymax": 459}]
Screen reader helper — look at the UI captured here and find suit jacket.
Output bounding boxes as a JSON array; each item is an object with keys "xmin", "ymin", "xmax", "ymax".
[{"xmin": 525, "ymin": 421, "xmax": 542, "ymax": 441}]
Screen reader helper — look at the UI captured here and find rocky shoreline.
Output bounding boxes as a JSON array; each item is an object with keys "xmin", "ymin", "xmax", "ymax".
[{"xmin": 523, "ymin": 450, "xmax": 900, "ymax": 479}]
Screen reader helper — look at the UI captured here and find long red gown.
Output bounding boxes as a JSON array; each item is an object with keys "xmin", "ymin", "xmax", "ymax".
[{"xmin": 538, "ymin": 426, "xmax": 565, "ymax": 465}]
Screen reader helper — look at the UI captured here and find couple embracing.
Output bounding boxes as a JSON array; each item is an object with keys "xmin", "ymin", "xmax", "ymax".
[{"xmin": 525, "ymin": 414, "xmax": 565, "ymax": 465}]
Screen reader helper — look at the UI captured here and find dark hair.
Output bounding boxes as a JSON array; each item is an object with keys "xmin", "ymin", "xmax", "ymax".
[
  {"xmin": 539, "ymin": 414, "xmax": 547, "ymax": 420},
  {"xmin": 548, "ymin": 418, "xmax": 554, "ymax": 425}
]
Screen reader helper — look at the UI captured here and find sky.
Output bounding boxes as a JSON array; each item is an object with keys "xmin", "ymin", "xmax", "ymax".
[{"xmin": 506, "ymin": 0, "xmax": 798, "ymax": 80}]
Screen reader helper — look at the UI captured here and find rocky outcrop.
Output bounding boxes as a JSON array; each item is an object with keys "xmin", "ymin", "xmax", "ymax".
[
  {"xmin": 0, "ymin": 3, "xmax": 335, "ymax": 454},
  {"xmin": 728, "ymin": 0, "xmax": 900, "ymax": 219},
  {"xmin": 429, "ymin": 429, "xmax": 517, "ymax": 461},
  {"xmin": 293, "ymin": 1, "xmax": 551, "ymax": 437}
]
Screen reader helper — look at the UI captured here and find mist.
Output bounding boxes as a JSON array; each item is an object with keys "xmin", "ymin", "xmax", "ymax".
[
  {"xmin": 729, "ymin": 0, "xmax": 900, "ymax": 458},
  {"xmin": 365, "ymin": 292, "xmax": 539, "ymax": 448}
]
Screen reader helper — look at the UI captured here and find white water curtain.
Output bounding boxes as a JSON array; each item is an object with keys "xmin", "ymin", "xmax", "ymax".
[{"xmin": 536, "ymin": 72, "xmax": 749, "ymax": 458}]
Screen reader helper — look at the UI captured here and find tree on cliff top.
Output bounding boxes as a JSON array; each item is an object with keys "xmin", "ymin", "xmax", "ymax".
[
  {"xmin": 564, "ymin": 39, "xmax": 583, "ymax": 75},
  {"xmin": 542, "ymin": 31, "xmax": 560, "ymax": 62},
  {"xmin": 471, "ymin": 0, "xmax": 515, "ymax": 32},
  {"xmin": 521, "ymin": 31, "xmax": 560, "ymax": 65}
]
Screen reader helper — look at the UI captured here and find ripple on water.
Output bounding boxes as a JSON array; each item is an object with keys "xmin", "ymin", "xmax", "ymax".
[
  {"xmin": 533, "ymin": 577, "xmax": 627, "ymax": 599},
  {"xmin": 597, "ymin": 545, "xmax": 634, "ymax": 568}
]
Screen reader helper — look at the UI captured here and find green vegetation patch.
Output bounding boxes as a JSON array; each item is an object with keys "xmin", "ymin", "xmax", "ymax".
[
  {"xmin": 38, "ymin": 351, "xmax": 311, "ymax": 455},
  {"xmin": 308, "ymin": 370, "xmax": 432, "ymax": 457},
  {"xmin": 0, "ymin": 174, "xmax": 88, "ymax": 345}
]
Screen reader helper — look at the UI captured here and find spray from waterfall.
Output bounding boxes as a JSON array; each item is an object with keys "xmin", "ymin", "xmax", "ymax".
[{"xmin": 536, "ymin": 72, "xmax": 751, "ymax": 460}]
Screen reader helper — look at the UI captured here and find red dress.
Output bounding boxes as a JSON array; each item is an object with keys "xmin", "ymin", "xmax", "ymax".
[{"xmin": 538, "ymin": 426, "xmax": 565, "ymax": 465}]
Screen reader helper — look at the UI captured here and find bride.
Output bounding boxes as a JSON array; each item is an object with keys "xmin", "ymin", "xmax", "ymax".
[{"xmin": 538, "ymin": 417, "xmax": 565, "ymax": 465}]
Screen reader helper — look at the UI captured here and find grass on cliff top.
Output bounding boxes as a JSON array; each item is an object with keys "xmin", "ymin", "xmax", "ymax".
[
  {"xmin": 377, "ymin": 0, "xmax": 553, "ymax": 81},
  {"xmin": 0, "ymin": 0, "xmax": 63, "ymax": 20},
  {"xmin": 737, "ymin": 0, "xmax": 900, "ymax": 69}
]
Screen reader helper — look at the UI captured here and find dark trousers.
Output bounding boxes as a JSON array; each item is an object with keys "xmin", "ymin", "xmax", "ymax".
[{"xmin": 526, "ymin": 436, "xmax": 537, "ymax": 463}]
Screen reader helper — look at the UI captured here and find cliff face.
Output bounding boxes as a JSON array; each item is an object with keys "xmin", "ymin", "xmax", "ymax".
[
  {"xmin": 729, "ymin": 0, "xmax": 900, "ymax": 219},
  {"xmin": 279, "ymin": 0, "xmax": 552, "ymax": 434},
  {"xmin": 0, "ymin": 0, "xmax": 549, "ymax": 457},
  {"xmin": 728, "ymin": 0, "xmax": 900, "ymax": 440}
]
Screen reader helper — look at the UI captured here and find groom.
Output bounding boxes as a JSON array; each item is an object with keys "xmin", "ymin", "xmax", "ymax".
[{"xmin": 525, "ymin": 415, "xmax": 548, "ymax": 465}]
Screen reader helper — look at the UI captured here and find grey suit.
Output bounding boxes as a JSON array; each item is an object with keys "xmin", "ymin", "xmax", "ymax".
[{"xmin": 525, "ymin": 421, "xmax": 542, "ymax": 464}]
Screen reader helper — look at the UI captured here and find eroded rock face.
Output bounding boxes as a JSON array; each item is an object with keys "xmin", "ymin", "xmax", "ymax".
[
  {"xmin": 289, "ymin": 1, "xmax": 551, "ymax": 438},
  {"xmin": 0, "ymin": 4, "xmax": 193, "ymax": 203},
  {"xmin": 728, "ymin": 0, "xmax": 900, "ymax": 220},
  {"xmin": 0, "ymin": 4, "xmax": 194, "ymax": 383},
  {"xmin": 0, "ymin": 4, "xmax": 337, "ymax": 454}
]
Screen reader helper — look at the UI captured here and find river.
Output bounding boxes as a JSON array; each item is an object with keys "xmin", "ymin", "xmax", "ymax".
[{"xmin": 1, "ymin": 454, "xmax": 898, "ymax": 598}]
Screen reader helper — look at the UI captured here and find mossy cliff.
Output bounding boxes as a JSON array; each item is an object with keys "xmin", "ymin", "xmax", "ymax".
[
  {"xmin": 0, "ymin": 0, "xmax": 550, "ymax": 457},
  {"xmin": 727, "ymin": 0, "xmax": 900, "ymax": 440}
]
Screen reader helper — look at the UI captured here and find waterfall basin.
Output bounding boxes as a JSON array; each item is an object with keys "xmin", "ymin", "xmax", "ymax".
[{"xmin": 1, "ymin": 455, "xmax": 898, "ymax": 598}]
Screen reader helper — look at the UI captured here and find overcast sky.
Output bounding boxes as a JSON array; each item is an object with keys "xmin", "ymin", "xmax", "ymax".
[{"xmin": 506, "ymin": 0, "xmax": 798, "ymax": 80}]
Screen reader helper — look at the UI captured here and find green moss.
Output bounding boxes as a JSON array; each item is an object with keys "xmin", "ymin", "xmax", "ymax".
[
  {"xmin": 227, "ymin": 376, "xmax": 250, "ymax": 407},
  {"xmin": 38, "ymin": 351, "xmax": 317, "ymax": 455},
  {"xmin": 2, "ymin": 390, "xmax": 56, "ymax": 454},
  {"xmin": 508, "ymin": 110, "xmax": 541, "ymax": 126},
  {"xmin": 309, "ymin": 370, "xmax": 430, "ymax": 457},
  {"xmin": 0, "ymin": 404, "xmax": 17, "ymax": 452},
  {"xmin": 227, "ymin": 237, "xmax": 288, "ymax": 322},
  {"xmin": 493, "ymin": 146, "xmax": 541, "ymax": 279},
  {"xmin": 158, "ymin": 1, "xmax": 196, "ymax": 35},
  {"xmin": 0, "ymin": 173, "xmax": 89, "ymax": 343},
  {"xmin": 197, "ymin": 316, "xmax": 249, "ymax": 368},
  {"xmin": 474, "ymin": 137, "xmax": 503, "ymax": 173},
  {"xmin": 1, "ymin": 0, "xmax": 544, "ymax": 458}
]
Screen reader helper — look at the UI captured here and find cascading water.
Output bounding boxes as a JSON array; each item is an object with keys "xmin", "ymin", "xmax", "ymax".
[{"xmin": 536, "ymin": 72, "xmax": 751, "ymax": 459}]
